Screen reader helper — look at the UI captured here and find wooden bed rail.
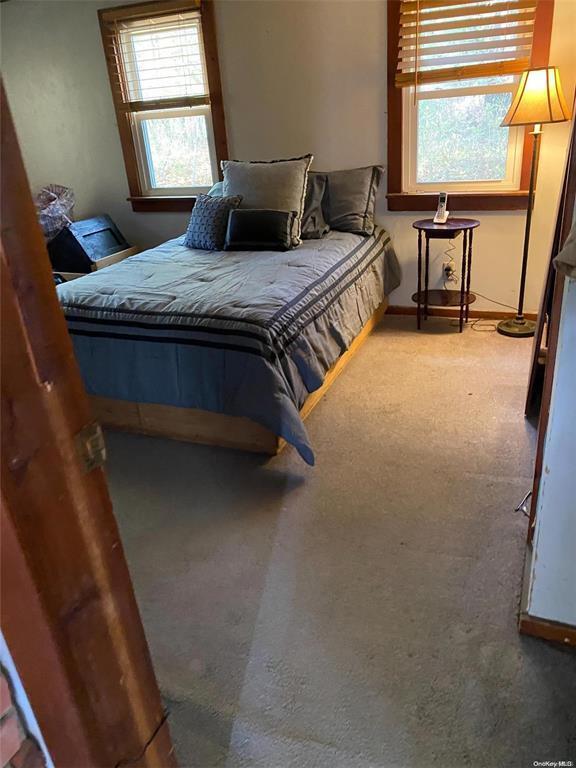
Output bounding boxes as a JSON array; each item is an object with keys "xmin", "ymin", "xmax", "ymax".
[{"xmin": 90, "ymin": 299, "xmax": 389, "ymax": 455}]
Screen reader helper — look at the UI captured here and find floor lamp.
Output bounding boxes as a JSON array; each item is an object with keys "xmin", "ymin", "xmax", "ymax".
[{"xmin": 497, "ymin": 66, "xmax": 571, "ymax": 338}]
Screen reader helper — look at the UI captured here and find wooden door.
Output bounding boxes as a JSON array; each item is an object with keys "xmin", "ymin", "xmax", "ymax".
[{"xmin": 1, "ymin": 83, "xmax": 177, "ymax": 766}]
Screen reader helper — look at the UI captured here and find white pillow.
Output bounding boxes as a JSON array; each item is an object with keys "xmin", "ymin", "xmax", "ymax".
[{"xmin": 221, "ymin": 155, "xmax": 313, "ymax": 247}]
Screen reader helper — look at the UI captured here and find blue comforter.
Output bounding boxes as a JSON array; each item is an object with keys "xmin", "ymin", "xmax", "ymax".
[{"xmin": 57, "ymin": 228, "xmax": 400, "ymax": 464}]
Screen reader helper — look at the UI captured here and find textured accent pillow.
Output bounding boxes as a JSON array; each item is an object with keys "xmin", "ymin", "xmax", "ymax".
[
  {"xmin": 184, "ymin": 193, "xmax": 242, "ymax": 250},
  {"xmin": 301, "ymin": 172, "xmax": 330, "ymax": 240},
  {"xmin": 224, "ymin": 209, "xmax": 296, "ymax": 252},
  {"xmin": 325, "ymin": 166, "xmax": 383, "ymax": 236},
  {"xmin": 221, "ymin": 155, "xmax": 313, "ymax": 247}
]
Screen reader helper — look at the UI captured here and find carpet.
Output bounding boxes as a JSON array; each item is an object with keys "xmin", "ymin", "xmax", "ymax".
[{"xmin": 105, "ymin": 316, "xmax": 576, "ymax": 768}]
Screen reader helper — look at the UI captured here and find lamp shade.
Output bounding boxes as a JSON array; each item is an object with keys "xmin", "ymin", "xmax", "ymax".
[{"xmin": 501, "ymin": 66, "xmax": 571, "ymax": 127}]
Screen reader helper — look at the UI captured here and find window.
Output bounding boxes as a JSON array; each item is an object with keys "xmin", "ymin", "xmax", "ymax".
[
  {"xmin": 99, "ymin": 1, "xmax": 227, "ymax": 212},
  {"xmin": 387, "ymin": 0, "xmax": 554, "ymax": 210},
  {"xmin": 403, "ymin": 75, "xmax": 525, "ymax": 192}
]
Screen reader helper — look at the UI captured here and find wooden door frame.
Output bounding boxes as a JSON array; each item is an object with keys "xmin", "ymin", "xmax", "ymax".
[{"xmin": 1, "ymin": 82, "xmax": 176, "ymax": 767}]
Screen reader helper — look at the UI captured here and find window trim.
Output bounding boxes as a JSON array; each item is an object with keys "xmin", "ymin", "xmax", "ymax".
[
  {"xmin": 386, "ymin": 0, "xmax": 555, "ymax": 212},
  {"xmin": 98, "ymin": 0, "xmax": 228, "ymax": 213}
]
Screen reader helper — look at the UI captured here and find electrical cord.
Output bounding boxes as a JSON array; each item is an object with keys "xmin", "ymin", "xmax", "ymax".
[
  {"xmin": 468, "ymin": 291, "xmax": 517, "ymax": 311},
  {"xmin": 434, "ymin": 238, "xmax": 517, "ymax": 331},
  {"xmin": 444, "ymin": 316, "xmax": 497, "ymax": 332},
  {"xmin": 470, "ymin": 318, "xmax": 498, "ymax": 332},
  {"xmin": 437, "ymin": 238, "xmax": 517, "ymax": 310},
  {"xmin": 438, "ymin": 286, "xmax": 512, "ymax": 333},
  {"xmin": 466, "ymin": 291, "xmax": 518, "ymax": 332},
  {"xmin": 442, "ymin": 239, "xmax": 458, "ymax": 283}
]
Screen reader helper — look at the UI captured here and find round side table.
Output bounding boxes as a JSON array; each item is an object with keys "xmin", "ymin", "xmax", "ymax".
[{"xmin": 412, "ymin": 218, "xmax": 480, "ymax": 332}]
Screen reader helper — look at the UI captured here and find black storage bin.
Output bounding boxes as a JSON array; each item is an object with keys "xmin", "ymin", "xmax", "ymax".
[{"xmin": 48, "ymin": 215, "xmax": 129, "ymax": 273}]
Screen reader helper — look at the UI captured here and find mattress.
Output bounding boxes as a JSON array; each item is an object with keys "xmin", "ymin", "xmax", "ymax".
[{"xmin": 57, "ymin": 227, "xmax": 401, "ymax": 464}]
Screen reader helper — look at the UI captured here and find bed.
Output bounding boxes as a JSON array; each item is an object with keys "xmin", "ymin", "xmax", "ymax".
[{"xmin": 57, "ymin": 226, "xmax": 400, "ymax": 464}]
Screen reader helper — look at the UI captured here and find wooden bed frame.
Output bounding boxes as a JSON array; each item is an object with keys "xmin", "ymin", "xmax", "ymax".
[{"xmin": 90, "ymin": 299, "xmax": 388, "ymax": 456}]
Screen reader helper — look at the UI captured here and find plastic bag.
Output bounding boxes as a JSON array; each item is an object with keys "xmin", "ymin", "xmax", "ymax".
[{"xmin": 34, "ymin": 184, "xmax": 75, "ymax": 242}]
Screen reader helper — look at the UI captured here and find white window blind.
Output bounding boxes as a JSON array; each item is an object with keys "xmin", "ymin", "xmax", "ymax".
[
  {"xmin": 101, "ymin": 5, "xmax": 209, "ymax": 112},
  {"xmin": 396, "ymin": 0, "xmax": 539, "ymax": 88}
]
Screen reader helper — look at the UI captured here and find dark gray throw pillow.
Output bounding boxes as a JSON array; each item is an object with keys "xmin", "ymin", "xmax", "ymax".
[
  {"xmin": 224, "ymin": 209, "xmax": 296, "ymax": 251},
  {"xmin": 301, "ymin": 172, "xmax": 330, "ymax": 240},
  {"xmin": 325, "ymin": 165, "xmax": 383, "ymax": 236},
  {"xmin": 184, "ymin": 193, "xmax": 242, "ymax": 250}
]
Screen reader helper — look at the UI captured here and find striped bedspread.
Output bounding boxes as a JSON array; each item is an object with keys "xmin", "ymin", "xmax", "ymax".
[{"xmin": 57, "ymin": 227, "xmax": 400, "ymax": 464}]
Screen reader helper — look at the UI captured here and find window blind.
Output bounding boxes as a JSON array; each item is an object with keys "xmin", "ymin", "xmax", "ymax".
[
  {"xmin": 395, "ymin": 0, "xmax": 539, "ymax": 87},
  {"xmin": 100, "ymin": 2, "xmax": 208, "ymax": 113}
]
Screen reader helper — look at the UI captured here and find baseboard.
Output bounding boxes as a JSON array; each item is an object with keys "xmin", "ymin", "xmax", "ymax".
[
  {"xmin": 387, "ymin": 305, "xmax": 538, "ymax": 321},
  {"xmin": 518, "ymin": 613, "xmax": 576, "ymax": 647}
]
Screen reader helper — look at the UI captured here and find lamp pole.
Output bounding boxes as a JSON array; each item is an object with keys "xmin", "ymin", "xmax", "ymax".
[{"xmin": 497, "ymin": 123, "xmax": 542, "ymax": 337}]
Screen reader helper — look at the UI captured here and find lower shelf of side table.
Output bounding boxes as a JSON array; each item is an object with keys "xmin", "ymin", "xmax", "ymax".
[{"xmin": 411, "ymin": 289, "xmax": 477, "ymax": 307}]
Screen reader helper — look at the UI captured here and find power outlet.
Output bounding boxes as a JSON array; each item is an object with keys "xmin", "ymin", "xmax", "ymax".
[{"xmin": 443, "ymin": 262, "xmax": 457, "ymax": 283}]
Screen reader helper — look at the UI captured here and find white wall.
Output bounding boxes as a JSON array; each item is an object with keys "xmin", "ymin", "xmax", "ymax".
[
  {"xmin": 527, "ymin": 277, "xmax": 576, "ymax": 626},
  {"xmin": 2, "ymin": 0, "xmax": 574, "ymax": 312}
]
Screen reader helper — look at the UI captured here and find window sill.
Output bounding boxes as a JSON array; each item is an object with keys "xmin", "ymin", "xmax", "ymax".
[
  {"xmin": 386, "ymin": 192, "xmax": 529, "ymax": 212},
  {"xmin": 128, "ymin": 196, "xmax": 197, "ymax": 213}
]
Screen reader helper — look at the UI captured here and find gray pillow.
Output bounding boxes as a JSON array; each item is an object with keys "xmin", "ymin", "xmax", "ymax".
[
  {"xmin": 184, "ymin": 193, "xmax": 242, "ymax": 250},
  {"xmin": 207, "ymin": 181, "xmax": 224, "ymax": 196},
  {"xmin": 301, "ymin": 172, "xmax": 330, "ymax": 240},
  {"xmin": 325, "ymin": 166, "xmax": 383, "ymax": 236},
  {"xmin": 221, "ymin": 155, "xmax": 313, "ymax": 247}
]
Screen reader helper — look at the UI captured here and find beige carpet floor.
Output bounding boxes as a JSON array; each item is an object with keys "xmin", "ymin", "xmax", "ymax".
[{"xmin": 106, "ymin": 316, "xmax": 576, "ymax": 768}]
